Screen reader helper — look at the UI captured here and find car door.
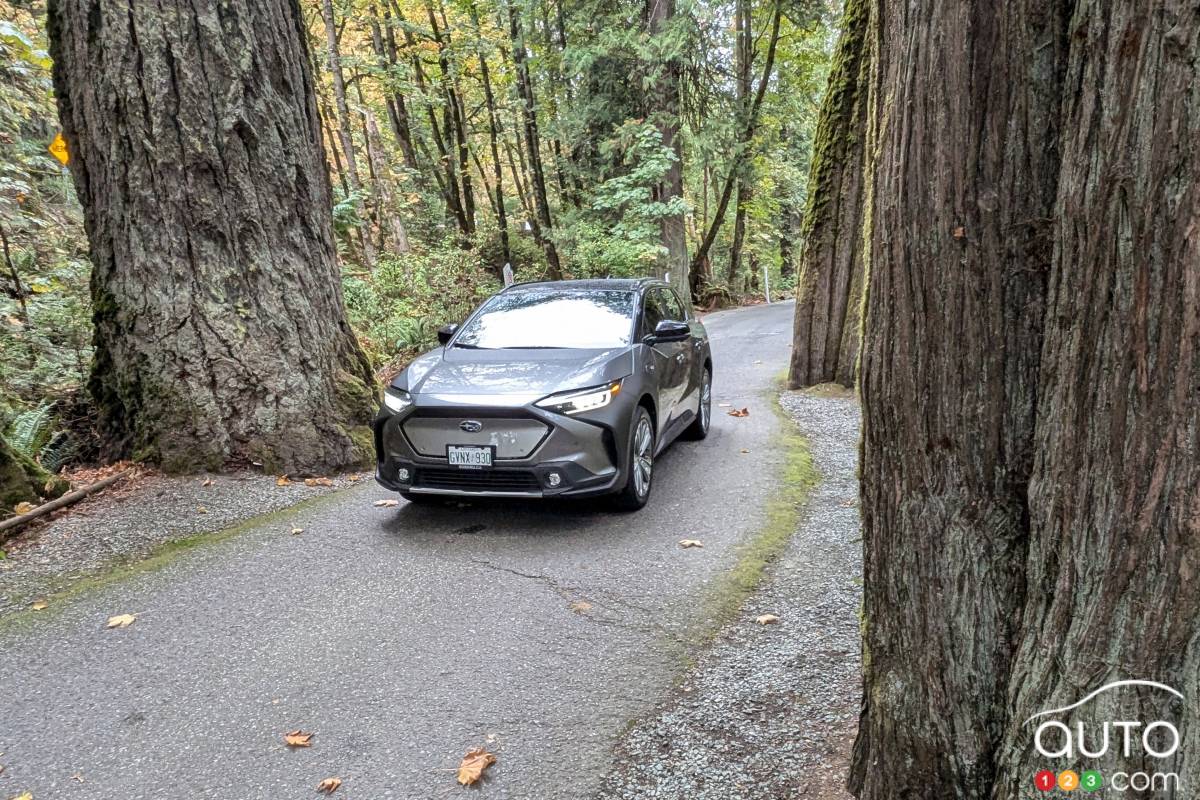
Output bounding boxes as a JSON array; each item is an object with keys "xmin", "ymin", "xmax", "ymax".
[
  {"xmin": 658, "ymin": 288, "xmax": 696, "ymax": 428},
  {"xmin": 642, "ymin": 288, "xmax": 688, "ymax": 430}
]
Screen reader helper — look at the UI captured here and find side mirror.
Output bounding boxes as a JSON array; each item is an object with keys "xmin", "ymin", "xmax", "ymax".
[
  {"xmin": 437, "ymin": 323, "xmax": 459, "ymax": 345},
  {"xmin": 647, "ymin": 320, "xmax": 690, "ymax": 344}
]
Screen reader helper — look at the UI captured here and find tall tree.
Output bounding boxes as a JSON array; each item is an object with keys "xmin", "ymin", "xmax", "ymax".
[
  {"xmin": 506, "ymin": 0, "xmax": 563, "ymax": 278},
  {"xmin": 849, "ymin": 0, "xmax": 1068, "ymax": 794},
  {"xmin": 47, "ymin": 0, "xmax": 376, "ymax": 474},
  {"xmin": 992, "ymin": 0, "xmax": 1200, "ymax": 790},
  {"xmin": 320, "ymin": 0, "xmax": 377, "ymax": 265},
  {"xmin": 469, "ymin": 0, "xmax": 513, "ymax": 269},
  {"xmin": 785, "ymin": 0, "xmax": 868, "ymax": 389},
  {"xmin": 646, "ymin": 0, "xmax": 690, "ymax": 300}
]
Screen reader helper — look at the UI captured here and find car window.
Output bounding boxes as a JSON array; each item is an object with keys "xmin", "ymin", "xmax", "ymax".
[
  {"xmin": 454, "ymin": 289, "xmax": 636, "ymax": 349},
  {"xmin": 661, "ymin": 288, "xmax": 686, "ymax": 321},
  {"xmin": 641, "ymin": 290, "xmax": 667, "ymax": 337}
]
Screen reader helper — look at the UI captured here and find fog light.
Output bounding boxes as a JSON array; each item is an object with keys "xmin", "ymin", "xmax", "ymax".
[
  {"xmin": 546, "ymin": 471, "xmax": 562, "ymax": 487},
  {"xmin": 396, "ymin": 467, "xmax": 411, "ymax": 482}
]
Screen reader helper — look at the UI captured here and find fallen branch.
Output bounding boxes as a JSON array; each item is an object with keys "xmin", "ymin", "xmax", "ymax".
[{"xmin": 0, "ymin": 469, "xmax": 131, "ymax": 537}]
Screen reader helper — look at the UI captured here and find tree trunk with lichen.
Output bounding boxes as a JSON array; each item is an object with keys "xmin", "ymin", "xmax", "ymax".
[
  {"xmin": 786, "ymin": 0, "xmax": 868, "ymax": 390},
  {"xmin": 48, "ymin": 0, "xmax": 376, "ymax": 475}
]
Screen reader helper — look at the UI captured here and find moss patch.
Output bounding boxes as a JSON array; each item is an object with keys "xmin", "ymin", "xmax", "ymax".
[{"xmin": 687, "ymin": 384, "xmax": 820, "ymax": 645}]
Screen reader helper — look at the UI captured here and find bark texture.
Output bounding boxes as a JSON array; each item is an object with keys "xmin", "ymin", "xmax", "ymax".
[
  {"xmin": 48, "ymin": 0, "xmax": 376, "ymax": 474},
  {"xmin": 787, "ymin": 0, "xmax": 868, "ymax": 390},
  {"xmin": 994, "ymin": 0, "xmax": 1200, "ymax": 792},
  {"xmin": 851, "ymin": 0, "xmax": 1068, "ymax": 795},
  {"xmin": 647, "ymin": 0, "xmax": 690, "ymax": 301}
]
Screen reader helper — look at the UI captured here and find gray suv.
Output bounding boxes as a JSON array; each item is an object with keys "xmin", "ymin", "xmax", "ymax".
[{"xmin": 373, "ymin": 278, "xmax": 712, "ymax": 510}]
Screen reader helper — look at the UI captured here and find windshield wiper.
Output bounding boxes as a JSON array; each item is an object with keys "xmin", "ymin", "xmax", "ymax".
[
  {"xmin": 498, "ymin": 345, "xmax": 567, "ymax": 350},
  {"xmin": 453, "ymin": 342, "xmax": 492, "ymax": 350}
]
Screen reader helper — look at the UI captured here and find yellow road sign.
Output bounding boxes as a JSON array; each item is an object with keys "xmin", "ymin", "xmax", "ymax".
[{"xmin": 48, "ymin": 132, "xmax": 69, "ymax": 166}]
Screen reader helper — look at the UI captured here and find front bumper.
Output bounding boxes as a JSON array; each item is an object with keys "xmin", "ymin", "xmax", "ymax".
[{"xmin": 373, "ymin": 395, "xmax": 630, "ymax": 498}]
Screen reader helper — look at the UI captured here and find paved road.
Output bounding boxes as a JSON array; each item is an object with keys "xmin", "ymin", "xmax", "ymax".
[{"xmin": 0, "ymin": 301, "xmax": 798, "ymax": 800}]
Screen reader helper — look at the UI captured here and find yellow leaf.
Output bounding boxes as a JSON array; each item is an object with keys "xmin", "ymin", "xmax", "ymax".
[
  {"xmin": 276, "ymin": 475, "xmax": 292, "ymax": 486},
  {"xmin": 304, "ymin": 477, "xmax": 333, "ymax": 487},
  {"xmin": 284, "ymin": 730, "xmax": 314, "ymax": 748},
  {"xmin": 755, "ymin": 614, "xmax": 780, "ymax": 625},
  {"xmin": 678, "ymin": 539, "xmax": 704, "ymax": 549},
  {"xmin": 12, "ymin": 792, "xmax": 33, "ymax": 800},
  {"xmin": 373, "ymin": 499, "xmax": 399, "ymax": 508},
  {"xmin": 316, "ymin": 777, "xmax": 342, "ymax": 794},
  {"xmin": 106, "ymin": 613, "xmax": 138, "ymax": 629},
  {"xmin": 569, "ymin": 600, "xmax": 592, "ymax": 613},
  {"xmin": 456, "ymin": 746, "xmax": 496, "ymax": 786},
  {"xmin": 14, "ymin": 501, "xmax": 36, "ymax": 515},
  {"xmin": 31, "ymin": 599, "xmax": 48, "ymax": 611},
  {"xmin": 197, "ymin": 506, "xmax": 207, "ymax": 514},
  {"xmin": 348, "ymin": 474, "xmax": 362, "ymax": 482},
  {"xmin": 48, "ymin": 131, "xmax": 69, "ymax": 165}
]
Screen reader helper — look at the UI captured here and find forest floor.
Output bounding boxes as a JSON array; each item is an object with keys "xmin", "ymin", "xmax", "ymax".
[{"xmin": 597, "ymin": 386, "xmax": 862, "ymax": 800}]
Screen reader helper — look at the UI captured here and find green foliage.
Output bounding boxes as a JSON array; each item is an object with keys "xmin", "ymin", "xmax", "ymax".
[
  {"xmin": 342, "ymin": 243, "xmax": 502, "ymax": 369},
  {"xmin": 558, "ymin": 121, "xmax": 687, "ymax": 277}
]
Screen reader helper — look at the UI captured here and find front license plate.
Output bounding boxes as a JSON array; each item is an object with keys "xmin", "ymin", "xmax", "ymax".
[{"xmin": 447, "ymin": 445, "xmax": 494, "ymax": 468}]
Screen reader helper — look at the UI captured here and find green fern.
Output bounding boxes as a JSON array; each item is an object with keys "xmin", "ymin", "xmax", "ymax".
[
  {"xmin": 7, "ymin": 401, "xmax": 54, "ymax": 459},
  {"xmin": 39, "ymin": 431, "xmax": 77, "ymax": 473}
]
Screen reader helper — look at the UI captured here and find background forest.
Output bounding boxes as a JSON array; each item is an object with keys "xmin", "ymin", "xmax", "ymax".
[{"xmin": 0, "ymin": 0, "xmax": 835, "ymax": 472}]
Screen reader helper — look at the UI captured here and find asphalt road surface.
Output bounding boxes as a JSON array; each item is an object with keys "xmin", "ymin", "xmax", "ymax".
[{"xmin": 0, "ymin": 300, "xmax": 799, "ymax": 800}]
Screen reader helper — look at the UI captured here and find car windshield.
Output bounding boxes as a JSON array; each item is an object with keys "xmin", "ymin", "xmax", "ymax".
[{"xmin": 454, "ymin": 289, "xmax": 636, "ymax": 350}]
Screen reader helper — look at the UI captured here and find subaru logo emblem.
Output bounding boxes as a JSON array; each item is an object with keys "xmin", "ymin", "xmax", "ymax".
[{"xmin": 459, "ymin": 420, "xmax": 483, "ymax": 433}]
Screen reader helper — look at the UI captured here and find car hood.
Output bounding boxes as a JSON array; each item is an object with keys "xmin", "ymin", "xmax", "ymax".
[{"xmin": 392, "ymin": 346, "xmax": 635, "ymax": 404}]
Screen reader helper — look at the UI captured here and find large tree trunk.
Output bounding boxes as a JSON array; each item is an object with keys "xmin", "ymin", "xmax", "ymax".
[
  {"xmin": 646, "ymin": 0, "xmax": 690, "ymax": 301},
  {"xmin": 48, "ymin": 0, "xmax": 376, "ymax": 474},
  {"xmin": 850, "ymin": 0, "xmax": 1068, "ymax": 795},
  {"xmin": 786, "ymin": 0, "xmax": 869, "ymax": 390},
  {"xmin": 993, "ymin": 0, "xmax": 1200, "ymax": 792},
  {"xmin": 469, "ymin": 0, "xmax": 512, "ymax": 270}
]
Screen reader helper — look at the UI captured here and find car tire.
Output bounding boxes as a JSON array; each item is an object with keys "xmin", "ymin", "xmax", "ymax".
[
  {"xmin": 611, "ymin": 406, "xmax": 655, "ymax": 511},
  {"xmin": 683, "ymin": 366, "xmax": 712, "ymax": 440}
]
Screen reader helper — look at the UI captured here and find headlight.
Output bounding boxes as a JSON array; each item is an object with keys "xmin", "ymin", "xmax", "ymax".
[
  {"xmin": 536, "ymin": 381, "xmax": 622, "ymax": 415},
  {"xmin": 383, "ymin": 388, "xmax": 414, "ymax": 413}
]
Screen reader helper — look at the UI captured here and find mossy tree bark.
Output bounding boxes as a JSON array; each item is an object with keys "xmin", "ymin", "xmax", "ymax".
[
  {"xmin": 850, "ymin": 0, "xmax": 1068, "ymax": 795},
  {"xmin": 0, "ymin": 437, "xmax": 69, "ymax": 513},
  {"xmin": 786, "ymin": 0, "xmax": 868, "ymax": 390},
  {"xmin": 48, "ymin": 0, "xmax": 376, "ymax": 475}
]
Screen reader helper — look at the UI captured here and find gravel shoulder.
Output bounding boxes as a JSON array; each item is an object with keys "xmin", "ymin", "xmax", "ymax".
[
  {"xmin": 0, "ymin": 470, "xmax": 363, "ymax": 619},
  {"xmin": 596, "ymin": 386, "xmax": 863, "ymax": 800}
]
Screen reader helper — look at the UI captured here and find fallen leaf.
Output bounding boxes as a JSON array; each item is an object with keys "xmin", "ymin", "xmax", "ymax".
[
  {"xmin": 11, "ymin": 792, "xmax": 32, "ymax": 800},
  {"xmin": 31, "ymin": 599, "xmax": 48, "ymax": 611},
  {"xmin": 0, "ymin": 764, "xmax": 5, "ymax": 775},
  {"xmin": 316, "ymin": 777, "xmax": 342, "ymax": 794},
  {"xmin": 740, "ymin": 449, "xmax": 750, "ymax": 454},
  {"xmin": 373, "ymin": 499, "xmax": 399, "ymax": 508},
  {"xmin": 456, "ymin": 746, "xmax": 497, "ymax": 786},
  {"xmin": 70, "ymin": 773, "xmax": 84, "ymax": 782},
  {"xmin": 727, "ymin": 407, "xmax": 750, "ymax": 418},
  {"xmin": 304, "ymin": 477, "xmax": 334, "ymax": 487},
  {"xmin": 291, "ymin": 527, "xmax": 304, "ymax": 535},
  {"xmin": 106, "ymin": 613, "xmax": 138, "ymax": 629},
  {"xmin": 348, "ymin": 474, "xmax": 362, "ymax": 482},
  {"xmin": 285, "ymin": 730, "xmax": 314, "ymax": 748},
  {"xmin": 276, "ymin": 475, "xmax": 292, "ymax": 486},
  {"xmin": 755, "ymin": 614, "xmax": 780, "ymax": 625},
  {"xmin": 678, "ymin": 539, "xmax": 704, "ymax": 549},
  {"xmin": 14, "ymin": 501, "xmax": 36, "ymax": 515},
  {"xmin": 201, "ymin": 478, "xmax": 213, "ymax": 487},
  {"xmin": 197, "ymin": 506, "xmax": 208, "ymax": 514},
  {"xmin": 569, "ymin": 600, "xmax": 592, "ymax": 613}
]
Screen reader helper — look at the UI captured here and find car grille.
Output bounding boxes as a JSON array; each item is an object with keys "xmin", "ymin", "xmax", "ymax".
[
  {"xmin": 413, "ymin": 467, "xmax": 542, "ymax": 494},
  {"xmin": 402, "ymin": 415, "xmax": 550, "ymax": 459}
]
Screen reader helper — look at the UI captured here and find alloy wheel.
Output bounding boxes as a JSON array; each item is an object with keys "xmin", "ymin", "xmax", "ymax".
[{"xmin": 632, "ymin": 416, "xmax": 653, "ymax": 499}]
